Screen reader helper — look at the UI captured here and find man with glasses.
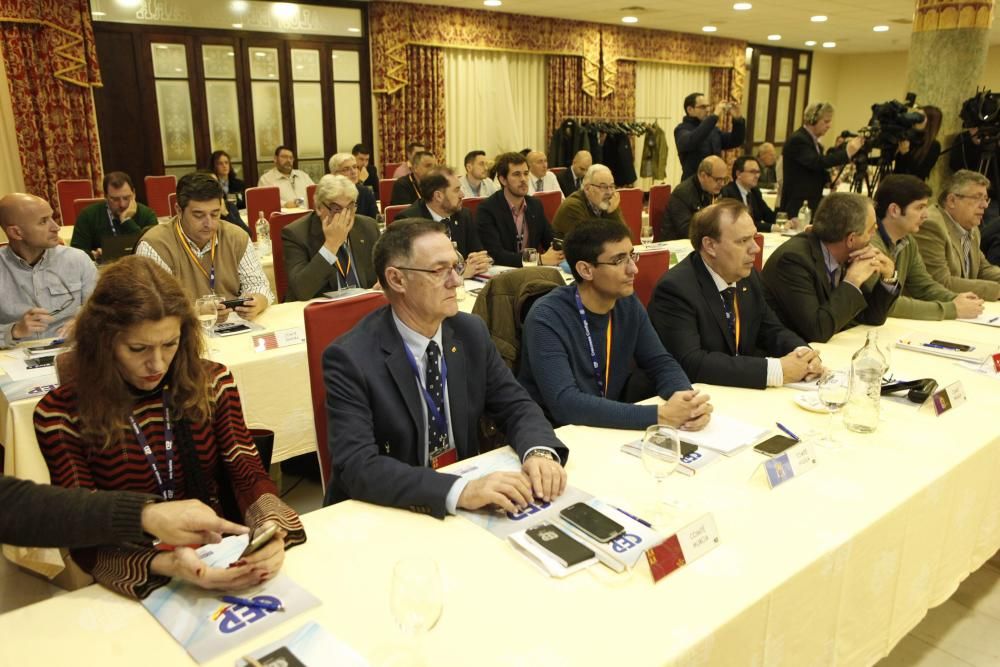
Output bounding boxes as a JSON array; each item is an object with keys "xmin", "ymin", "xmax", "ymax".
[
  {"xmin": 551, "ymin": 164, "xmax": 624, "ymax": 237},
  {"xmin": 259, "ymin": 145, "xmax": 314, "ymax": 209},
  {"xmin": 675, "ymin": 92, "xmax": 745, "ymax": 182},
  {"xmin": 0, "ymin": 193, "xmax": 96, "ymax": 347},
  {"xmin": 518, "ymin": 218, "xmax": 711, "ymax": 430},
  {"xmin": 390, "ymin": 151, "xmax": 437, "ymax": 206},
  {"xmin": 721, "ymin": 156, "xmax": 776, "ymax": 232},
  {"xmin": 322, "ymin": 219, "xmax": 569, "ymax": 517},
  {"xmin": 649, "ymin": 200, "xmax": 821, "ymax": 389},
  {"xmin": 661, "ymin": 156, "xmax": 728, "ymax": 241},
  {"xmin": 71, "ymin": 172, "xmax": 157, "ymax": 261},
  {"xmin": 281, "ymin": 174, "xmax": 379, "ymax": 301},
  {"xmin": 914, "ymin": 170, "xmax": 1000, "ymax": 301},
  {"xmin": 328, "ymin": 152, "xmax": 378, "ymax": 218}
]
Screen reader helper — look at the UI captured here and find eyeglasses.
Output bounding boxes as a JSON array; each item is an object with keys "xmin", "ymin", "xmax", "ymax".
[
  {"xmin": 319, "ymin": 201, "xmax": 358, "ymax": 216},
  {"xmin": 593, "ymin": 252, "xmax": 640, "ymax": 268},
  {"xmin": 395, "ymin": 261, "xmax": 466, "ymax": 281},
  {"xmin": 954, "ymin": 193, "xmax": 991, "ymax": 205},
  {"xmin": 742, "ymin": 169, "xmax": 761, "ymax": 175},
  {"xmin": 711, "ymin": 176, "xmax": 728, "ymax": 185},
  {"xmin": 694, "ymin": 104, "xmax": 712, "ymax": 110},
  {"xmin": 587, "ymin": 183, "xmax": 616, "ymax": 193},
  {"xmin": 44, "ymin": 273, "xmax": 76, "ymax": 315}
]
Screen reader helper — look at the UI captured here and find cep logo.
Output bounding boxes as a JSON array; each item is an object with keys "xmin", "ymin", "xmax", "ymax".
[
  {"xmin": 534, "ymin": 528, "xmax": 560, "ymax": 542},
  {"xmin": 610, "ymin": 532, "xmax": 642, "ymax": 553},
  {"xmin": 506, "ymin": 500, "xmax": 552, "ymax": 521},
  {"xmin": 215, "ymin": 595, "xmax": 281, "ymax": 635}
]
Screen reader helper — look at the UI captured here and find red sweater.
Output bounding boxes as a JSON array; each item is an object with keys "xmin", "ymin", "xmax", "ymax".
[{"xmin": 34, "ymin": 361, "xmax": 305, "ymax": 598}]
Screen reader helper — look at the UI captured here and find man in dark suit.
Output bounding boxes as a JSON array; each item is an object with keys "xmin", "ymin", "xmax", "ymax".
[
  {"xmin": 660, "ymin": 156, "xmax": 727, "ymax": 241},
  {"xmin": 390, "ymin": 151, "xmax": 437, "ymax": 206},
  {"xmin": 476, "ymin": 152, "xmax": 565, "ymax": 267},
  {"xmin": 674, "ymin": 92, "xmax": 745, "ymax": 182},
  {"xmin": 322, "ymin": 219, "xmax": 569, "ymax": 517},
  {"xmin": 721, "ymin": 155, "xmax": 777, "ymax": 233},
  {"xmin": 557, "ymin": 150, "xmax": 592, "ymax": 197},
  {"xmin": 281, "ymin": 174, "xmax": 379, "ymax": 301},
  {"xmin": 649, "ymin": 200, "xmax": 822, "ymax": 389},
  {"xmin": 353, "ymin": 143, "xmax": 379, "ymax": 192},
  {"xmin": 780, "ymin": 102, "xmax": 864, "ymax": 215},
  {"xmin": 762, "ymin": 192, "xmax": 899, "ymax": 343},
  {"xmin": 397, "ymin": 166, "xmax": 492, "ymax": 278}
]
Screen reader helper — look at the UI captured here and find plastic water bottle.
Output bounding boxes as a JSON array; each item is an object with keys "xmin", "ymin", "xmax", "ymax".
[
  {"xmin": 797, "ymin": 200, "xmax": 812, "ymax": 229},
  {"xmin": 256, "ymin": 211, "xmax": 271, "ymax": 256},
  {"xmin": 843, "ymin": 330, "xmax": 886, "ymax": 433}
]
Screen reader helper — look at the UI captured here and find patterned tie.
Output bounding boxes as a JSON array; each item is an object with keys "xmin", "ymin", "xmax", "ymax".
[
  {"xmin": 336, "ymin": 244, "xmax": 357, "ymax": 288},
  {"xmin": 425, "ymin": 341, "xmax": 448, "ymax": 456},
  {"xmin": 535, "ymin": 178, "xmax": 544, "ymax": 192},
  {"xmin": 961, "ymin": 233, "xmax": 972, "ymax": 278},
  {"xmin": 720, "ymin": 287, "xmax": 737, "ymax": 342}
]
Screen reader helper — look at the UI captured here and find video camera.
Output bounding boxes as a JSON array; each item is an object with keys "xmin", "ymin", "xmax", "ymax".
[
  {"xmin": 960, "ymin": 89, "xmax": 1000, "ymax": 144},
  {"xmin": 858, "ymin": 92, "xmax": 926, "ymax": 150}
]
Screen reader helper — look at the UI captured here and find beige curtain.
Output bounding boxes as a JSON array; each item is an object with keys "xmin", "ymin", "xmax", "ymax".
[
  {"xmin": 443, "ymin": 48, "xmax": 546, "ymax": 169},
  {"xmin": 0, "ymin": 54, "xmax": 26, "ymax": 197},
  {"xmin": 634, "ymin": 62, "xmax": 711, "ymax": 189}
]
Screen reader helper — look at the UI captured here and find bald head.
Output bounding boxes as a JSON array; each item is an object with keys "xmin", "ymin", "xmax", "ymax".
[
  {"xmin": 571, "ymin": 150, "xmax": 593, "ymax": 178},
  {"xmin": 0, "ymin": 193, "xmax": 59, "ymax": 255},
  {"xmin": 0, "ymin": 193, "xmax": 52, "ymax": 230},
  {"xmin": 697, "ymin": 156, "xmax": 728, "ymax": 195},
  {"xmin": 526, "ymin": 151, "xmax": 549, "ymax": 179}
]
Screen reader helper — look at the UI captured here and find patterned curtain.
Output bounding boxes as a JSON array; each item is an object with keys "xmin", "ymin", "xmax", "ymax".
[
  {"xmin": 546, "ymin": 57, "xmax": 636, "ymax": 145},
  {"xmin": 376, "ymin": 45, "xmax": 445, "ymax": 167},
  {"xmin": 710, "ymin": 67, "xmax": 740, "ymax": 163},
  {"xmin": 0, "ymin": 0, "xmax": 103, "ymax": 220}
]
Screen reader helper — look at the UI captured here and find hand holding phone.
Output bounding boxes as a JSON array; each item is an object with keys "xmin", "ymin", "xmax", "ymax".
[
  {"xmin": 220, "ymin": 297, "xmax": 253, "ymax": 310},
  {"xmin": 239, "ymin": 523, "xmax": 279, "ymax": 559}
]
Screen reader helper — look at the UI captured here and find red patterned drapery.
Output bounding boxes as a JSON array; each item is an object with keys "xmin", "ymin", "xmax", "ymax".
[
  {"xmin": 710, "ymin": 66, "xmax": 741, "ymax": 163},
  {"xmin": 0, "ymin": 0, "xmax": 103, "ymax": 221},
  {"xmin": 546, "ymin": 57, "xmax": 636, "ymax": 141},
  {"xmin": 376, "ymin": 44, "xmax": 446, "ymax": 173}
]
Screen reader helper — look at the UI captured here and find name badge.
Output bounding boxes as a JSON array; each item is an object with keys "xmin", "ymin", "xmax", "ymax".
[
  {"xmin": 645, "ymin": 513, "xmax": 720, "ymax": 583},
  {"xmin": 253, "ymin": 327, "xmax": 306, "ymax": 352},
  {"xmin": 992, "ymin": 353, "xmax": 1000, "ymax": 374},
  {"xmin": 925, "ymin": 380, "xmax": 967, "ymax": 416},
  {"xmin": 430, "ymin": 446, "xmax": 457, "ymax": 470},
  {"xmin": 763, "ymin": 442, "xmax": 817, "ymax": 489}
]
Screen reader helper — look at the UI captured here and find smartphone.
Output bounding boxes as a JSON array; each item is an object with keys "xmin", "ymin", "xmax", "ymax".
[
  {"xmin": 559, "ymin": 502, "xmax": 626, "ymax": 543},
  {"xmin": 753, "ymin": 435, "xmax": 798, "ymax": 457},
  {"xmin": 908, "ymin": 379, "xmax": 938, "ymax": 403},
  {"xmin": 551, "ymin": 237, "xmax": 564, "ymax": 252},
  {"xmin": 927, "ymin": 339, "xmax": 973, "ymax": 352},
  {"xmin": 220, "ymin": 297, "xmax": 253, "ymax": 309},
  {"xmin": 525, "ymin": 523, "xmax": 595, "ymax": 568},
  {"xmin": 214, "ymin": 322, "xmax": 253, "ymax": 336},
  {"xmin": 25, "ymin": 356, "xmax": 55, "ymax": 370},
  {"xmin": 239, "ymin": 523, "xmax": 279, "ymax": 558}
]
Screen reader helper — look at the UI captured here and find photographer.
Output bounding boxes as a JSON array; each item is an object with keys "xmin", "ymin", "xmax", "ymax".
[
  {"xmin": 675, "ymin": 92, "xmax": 746, "ymax": 182},
  {"xmin": 895, "ymin": 106, "xmax": 943, "ymax": 181},
  {"xmin": 951, "ymin": 91, "xmax": 1000, "ymax": 205}
]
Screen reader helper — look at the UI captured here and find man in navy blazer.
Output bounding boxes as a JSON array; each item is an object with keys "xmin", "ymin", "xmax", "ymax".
[
  {"xmin": 476, "ymin": 152, "xmax": 564, "ymax": 267},
  {"xmin": 322, "ymin": 219, "xmax": 569, "ymax": 518},
  {"xmin": 648, "ymin": 200, "xmax": 823, "ymax": 389},
  {"xmin": 720, "ymin": 155, "xmax": 777, "ymax": 233}
]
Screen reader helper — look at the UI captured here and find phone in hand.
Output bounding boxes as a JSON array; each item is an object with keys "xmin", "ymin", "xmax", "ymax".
[
  {"xmin": 220, "ymin": 297, "xmax": 253, "ymax": 310},
  {"xmin": 239, "ymin": 523, "xmax": 279, "ymax": 558},
  {"xmin": 753, "ymin": 435, "xmax": 798, "ymax": 457}
]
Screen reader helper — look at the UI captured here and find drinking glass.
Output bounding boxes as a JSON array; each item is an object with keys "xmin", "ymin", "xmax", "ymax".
[
  {"xmin": 817, "ymin": 370, "xmax": 850, "ymax": 448},
  {"xmin": 195, "ymin": 294, "xmax": 220, "ymax": 338},
  {"xmin": 640, "ymin": 425, "xmax": 681, "ymax": 526},
  {"xmin": 774, "ymin": 212, "xmax": 789, "ymax": 232},
  {"xmin": 521, "ymin": 248, "xmax": 539, "ymax": 267},
  {"xmin": 389, "ymin": 558, "xmax": 442, "ymax": 665},
  {"xmin": 640, "ymin": 224, "xmax": 654, "ymax": 246}
]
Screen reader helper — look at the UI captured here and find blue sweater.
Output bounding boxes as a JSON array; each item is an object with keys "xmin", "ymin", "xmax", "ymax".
[{"xmin": 518, "ymin": 285, "xmax": 692, "ymax": 430}]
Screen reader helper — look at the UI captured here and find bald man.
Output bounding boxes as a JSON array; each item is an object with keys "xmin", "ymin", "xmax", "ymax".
[
  {"xmin": 551, "ymin": 164, "xmax": 624, "ymax": 237},
  {"xmin": 558, "ymin": 150, "xmax": 592, "ymax": 196},
  {"xmin": 0, "ymin": 194, "xmax": 96, "ymax": 348},
  {"xmin": 525, "ymin": 150, "xmax": 565, "ymax": 200},
  {"xmin": 660, "ymin": 156, "xmax": 728, "ymax": 241}
]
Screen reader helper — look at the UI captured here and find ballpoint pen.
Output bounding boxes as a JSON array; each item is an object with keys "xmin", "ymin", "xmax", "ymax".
[
  {"xmin": 612, "ymin": 505, "xmax": 653, "ymax": 528},
  {"xmin": 219, "ymin": 595, "xmax": 285, "ymax": 612},
  {"xmin": 775, "ymin": 422, "xmax": 801, "ymax": 442}
]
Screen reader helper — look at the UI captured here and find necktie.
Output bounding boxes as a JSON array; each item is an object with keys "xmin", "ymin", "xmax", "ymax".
[
  {"xmin": 827, "ymin": 265, "xmax": 842, "ymax": 288},
  {"xmin": 336, "ymin": 244, "xmax": 356, "ymax": 288},
  {"xmin": 961, "ymin": 233, "xmax": 972, "ymax": 278},
  {"xmin": 720, "ymin": 287, "xmax": 737, "ymax": 343},
  {"xmin": 535, "ymin": 178, "xmax": 544, "ymax": 192},
  {"xmin": 574, "ymin": 176, "xmax": 581, "ymax": 190},
  {"xmin": 425, "ymin": 341, "xmax": 448, "ymax": 456}
]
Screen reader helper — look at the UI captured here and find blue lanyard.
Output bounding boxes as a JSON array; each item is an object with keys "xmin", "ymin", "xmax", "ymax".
[
  {"xmin": 402, "ymin": 342, "xmax": 449, "ymax": 435},
  {"xmin": 105, "ymin": 206, "xmax": 119, "ymax": 236},
  {"xmin": 574, "ymin": 288, "xmax": 610, "ymax": 396},
  {"xmin": 127, "ymin": 389, "xmax": 175, "ymax": 500}
]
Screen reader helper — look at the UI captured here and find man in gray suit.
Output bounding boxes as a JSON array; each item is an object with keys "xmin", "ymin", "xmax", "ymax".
[{"xmin": 281, "ymin": 174, "xmax": 380, "ymax": 301}]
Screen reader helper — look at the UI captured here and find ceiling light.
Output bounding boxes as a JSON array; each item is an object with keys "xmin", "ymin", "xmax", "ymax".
[
  {"xmin": 483, "ymin": 0, "xmax": 502, "ymax": 5},
  {"xmin": 810, "ymin": 15, "xmax": 827, "ymax": 22},
  {"xmin": 232, "ymin": 23, "xmax": 243, "ymax": 28},
  {"xmin": 805, "ymin": 40, "xmax": 817, "ymax": 46},
  {"xmin": 155, "ymin": 44, "xmax": 168, "ymax": 50},
  {"xmin": 347, "ymin": 27, "xmax": 361, "ymax": 32},
  {"xmin": 230, "ymin": 0, "xmax": 248, "ymax": 11},
  {"xmin": 733, "ymin": 2, "xmax": 752, "ymax": 9},
  {"xmin": 622, "ymin": 16, "xmax": 639, "ymax": 23},
  {"xmin": 271, "ymin": 2, "xmax": 297, "ymax": 19},
  {"xmin": 702, "ymin": 25, "xmax": 717, "ymax": 32},
  {"xmin": 767, "ymin": 34, "xmax": 781, "ymax": 41},
  {"xmin": 873, "ymin": 25, "xmax": 890, "ymax": 32},
  {"xmin": 822, "ymin": 41, "xmax": 836, "ymax": 48}
]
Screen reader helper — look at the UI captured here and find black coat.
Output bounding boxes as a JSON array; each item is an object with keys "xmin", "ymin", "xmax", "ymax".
[
  {"xmin": 674, "ymin": 115, "xmax": 746, "ymax": 182},
  {"xmin": 660, "ymin": 175, "xmax": 713, "ymax": 241},
  {"xmin": 720, "ymin": 182, "xmax": 776, "ymax": 233},
  {"xmin": 397, "ymin": 200, "xmax": 484, "ymax": 257},
  {"xmin": 390, "ymin": 174, "xmax": 421, "ymax": 206},
  {"xmin": 557, "ymin": 168, "xmax": 582, "ymax": 197},
  {"xmin": 779, "ymin": 127, "xmax": 851, "ymax": 215},
  {"xmin": 476, "ymin": 191, "xmax": 554, "ymax": 267}
]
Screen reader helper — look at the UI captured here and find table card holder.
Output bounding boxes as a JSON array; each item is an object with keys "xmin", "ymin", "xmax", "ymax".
[
  {"xmin": 645, "ymin": 513, "xmax": 720, "ymax": 583},
  {"xmin": 760, "ymin": 443, "xmax": 818, "ymax": 490},
  {"xmin": 919, "ymin": 380, "xmax": 968, "ymax": 416},
  {"xmin": 253, "ymin": 327, "xmax": 306, "ymax": 352}
]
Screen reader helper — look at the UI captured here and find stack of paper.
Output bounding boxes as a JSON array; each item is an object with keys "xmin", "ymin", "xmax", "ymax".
[{"xmin": 676, "ymin": 413, "xmax": 770, "ymax": 455}]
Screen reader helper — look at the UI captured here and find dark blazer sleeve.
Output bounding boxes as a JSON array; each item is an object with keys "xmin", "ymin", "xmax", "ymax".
[
  {"xmin": 786, "ymin": 131, "xmax": 850, "ymax": 175},
  {"xmin": 457, "ymin": 209, "xmax": 484, "ymax": 254},
  {"xmin": 753, "ymin": 188, "xmax": 776, "ymax": 228},
  {"xmin": 527, "ymin": 198, "xmax": 554, "ymax": 250},
  {"xmin": 662, "ymin": 185, "xmax": 697, "ymax": 241},
  {"xmin": 357, "ymin": 185, "xmax": 378, "ymax": 218},
  {"xmin": 675, "ymin": 116, "xmax": 718, "ymax": 154},
  {"xmin": 477, "ymin": 198, "xmax": 522, "ymax": 267},
  {"xmin": 390, "ymin": 178, "xmax": 416, "ymax": 206},
  {"xmin": 281, "ymin": 214, "xmax": 336, "ymax": 301},
  {"xmin": 720, "ymin": 117, "xmax": 747, "ymax": 150},
  {"xmin": 351, "ymin": 216, "xmax": 380, "ymax": 289}
]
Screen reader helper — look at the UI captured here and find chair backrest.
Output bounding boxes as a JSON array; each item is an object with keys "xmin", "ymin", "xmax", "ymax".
[
  {"xmin": 617, "ymin": 188, "xmax": 643, "ymax": 241},
  {"xmin": 144, "ymin": 175, "xmax": 177, "ymax": 217},
  {"xmin": 384, "ymin": 162, "xmax": 402, "ymax": 179},
  {"xmin": 268, "ymin": 210, "xmax": 308, "ymax": 302},
  {"xmin": 550, "ymin": 166, "xmax": 567, "ymax": 176},
  {"xmin": 461, "ymin": 196, "xmax": 485, "ymax": 218},
  {"xmin": 306, "ymin": 183, "xmax": 317, "ymax": 210},
  {"xmin": 304, "ymin": 292, "xmax": 388, "ymax": 490},
  {"xmin": 753, "ymin": 233, "xmax": 764, "ymax": 272},
  {"xmin": 633, "ymin": 248, "xmax": 670, "ymax": 306},
  {"xmin": 378, "ymin": 178, "xmax": 395, "ymax": 206},
  {"xmin": 648, "ymin": 184, "xmax": 672, "ymax": 242},
  {"xmin": 532, "ymin": 190, "xmax": 562, "ymax": 230},
  {"xmin": 244, "ymin": 186, "xmax": 281, "ymax": 242},
  {"xmin": 56, "ymin": 179, "xmax": 93, "ymax": 226},
  {"xmin": 167, "ymin": 192, "xmax": 177, "ymax": 218},
  {"xmin": 383, "ymin": 204, "xmax": 408, "ymax": 225},
  {"xmin": 73, "ymin": 197, "xmax": 104, "ymax": 222}
]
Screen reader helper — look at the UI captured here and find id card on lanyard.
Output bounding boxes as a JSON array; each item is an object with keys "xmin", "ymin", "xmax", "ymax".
[
  {"xmin": 128, "ymin": 389, "xmax": 175, "ymax": 500},
  {"xmin": 574, "ymin": 288, "xmax": 612, "ymax": 396},
  {"xmin": 402, "ymin": 343, "xmax": 456, "ymax": 469}
]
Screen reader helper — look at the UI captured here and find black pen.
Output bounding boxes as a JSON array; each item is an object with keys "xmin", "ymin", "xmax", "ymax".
[{"xmin": 612, "ymin": 505, "xmax": 652, "ymax": 528}]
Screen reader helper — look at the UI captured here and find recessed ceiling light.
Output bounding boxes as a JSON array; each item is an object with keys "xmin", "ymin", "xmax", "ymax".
[
  {"xmin": 810, "ymin": 15, "xmax": 827, "ymax": 22},
  {"xmin": 767, "ymin": 34, "xmax": 781, "ymax": 41},
  {"xmin": 805, "ymin": 40, "xmax": 817, "ymax": 46},
  {"xmin": 230, "ymin": 0, "xmax": 248, "ymax": 11},
  {"xmin": 621, "ymin": 16, "xmax": 639, "ymax": 23},
  {"xmin": 733, "ymin": 2, "xmax": 752, "ymax": 10},
  {"xmin": 232, "ymin": 23, "xmax": 243, "ymax": 28},
  {"xmin": 822, "ymin": 41, "xmax": 836, "ymax": 48},
  {"xmin": 873, "ymin": 25, "xmax": 890, "ymax": 32},
  {"xmin": 483, "ymin": 0, "xmax": 502, "ymax": 6},
  {"xmin": 347, "ymin": 27, "xmax": 361, "ymax": 32},
  {"xmin": 702, "ymin": 25, "xmax": 717, "ymax": 32}
]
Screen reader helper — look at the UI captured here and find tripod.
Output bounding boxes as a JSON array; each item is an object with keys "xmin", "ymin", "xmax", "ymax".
[{"xmin": 846, "ymin": 145, "xmax": 895, "ymax": 195}]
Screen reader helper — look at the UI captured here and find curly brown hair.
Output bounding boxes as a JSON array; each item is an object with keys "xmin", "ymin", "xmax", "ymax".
[{"xmin": 66, "ymin": 255, "xmax": 214, "ymax": 448}]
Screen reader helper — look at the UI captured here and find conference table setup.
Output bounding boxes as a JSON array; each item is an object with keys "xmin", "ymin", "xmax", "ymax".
[{"xmin": 2, "ymin": 230, "xmax": 1000, "ymax": 665}]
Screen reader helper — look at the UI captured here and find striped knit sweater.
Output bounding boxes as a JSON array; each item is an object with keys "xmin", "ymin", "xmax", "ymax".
[{"xmin": 34, "ymin": 361, "xmax": 305, "ymax": 599}]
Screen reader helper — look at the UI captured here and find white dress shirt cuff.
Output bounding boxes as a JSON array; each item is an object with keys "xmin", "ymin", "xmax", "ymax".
[
  {"xmin": 445, "ymin": 477, "xmax": 470, "ymax": 515},
  {"xmin": 523, "ymin": 446, "xmax": 561, "ymax": 465},
  {"xmin": 765, "ymin": 357, "xmax": 784, "ymax": 387},
  {"xmin": 318, "ymin": 244, "xmax": 338, "ymax": 266}
]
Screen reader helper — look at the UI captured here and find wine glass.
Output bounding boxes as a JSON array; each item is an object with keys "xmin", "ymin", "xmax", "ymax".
[
  {"xmin": 817, "ymin": 370, "xmax": 849, "ymax": 448},
  {"xmin": 640, "ymin": 425, "xmax": 681, "ymax": 526},
  {"xmin": 390, "ymin": 557, "xmax": 442, "ymax": 642},
  {"xmin": 521, "ymin": 248, "xmax": 538, "ymax": 267},
  {"xmin": 640, "ymin": 224, "xmax": 654, "ymax": 246},
  {"xmin": 195, "ymin": 294, "xmax": 220, "ymax": 339}
]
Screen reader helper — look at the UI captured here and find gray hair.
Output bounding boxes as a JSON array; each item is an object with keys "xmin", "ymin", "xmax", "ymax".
[
  {"xmin": 581, "ymin": 164, "xmax": 612, "ymax": 186},
  {"xmin": 327, "ymin": 152, "xmax": 355, "ymax": 174},
  {"xmin": 314, "ymin": 174, "xmax": 358, "ymax": 206},
  {"xmin": 939, "ymin": 169, "xmax": 990, "ymax": 206},
  {"xmin": 804, "ymin": 102, "xmax": 835, "ymax": 125},
  {"xmin": 812, "ymin": 192, "xmax": 871, "ymax": 243}
]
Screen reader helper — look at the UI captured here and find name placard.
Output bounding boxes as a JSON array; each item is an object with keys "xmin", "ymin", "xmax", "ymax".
[
  {"xmin": 927, "ymin": 380, "xmax": 968, "ymax": 416},
  {"xmin": 763, "ymin": 442, "xmax": 817, "ymax": 489},
  {"xmin": 992, "ymin": 353, "xmax": 1000, "ymax": 374},
  {"xmin": 253, "ymin": 328, "xmax": 306, "ymax": 353},
  {"xmin": 645, "ymin": 513, "xmax": 720, "ymax": 583}
]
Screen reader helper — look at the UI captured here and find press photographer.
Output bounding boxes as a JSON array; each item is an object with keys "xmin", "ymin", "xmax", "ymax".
[
  {"xmin": 950, "ymin": 89, "xmax": 1000, "ymax": 199},
  {"xmin": 895, "ymin": 105, "xmax": 943, "ymax": 182},
  {"xmin": 842, "ymin": 93, "xmax": 925, "ymax": 193}
]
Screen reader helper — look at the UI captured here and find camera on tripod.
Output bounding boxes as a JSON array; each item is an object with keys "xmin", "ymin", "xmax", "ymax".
[
  {"xmin": 960, "ymin": 89, "xmax": 1000, "ymax": 145},
  {"xmin": 859, "ymin": 92, "xmax": 926, "ymax": 151}
]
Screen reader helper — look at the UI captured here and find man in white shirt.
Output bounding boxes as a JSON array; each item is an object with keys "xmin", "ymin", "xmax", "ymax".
[
  {"xmin": 258, "ymin": 145, "xmax": 314, "ymax": 208},
  {"xmin": 525, "ymin": 150, "xmax": 564, "ymax": 200},
  {"xmin": 458, "ymin": 150, "xmax": 498, "ymax": 199}
]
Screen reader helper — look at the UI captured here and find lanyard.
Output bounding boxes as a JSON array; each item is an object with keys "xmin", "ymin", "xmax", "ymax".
[
  {"xmin": 175, "ymin": 221, "xmax": 216, "ymax": 291},
  {"xmin": 574, "ymin": 288, "xmax": 612, "ymax": 396},
  {"xmin": 127, "ymin": 389, "xmax": 175, "ymax": 500},
  {"xmin": 335, "ymin": 242, "xmax": 353, "ymax": 282},
  {"xmin": 402, "ymin": 342, "xmax": 449, "ymax": 436},
  {"xmin": 510, "ymin": 201, "xmax": 526, "ymax": 250},
  {"xmin": 105, "ymin": 206, "xmax": 119, "ymax": 236},
  {"xmin": 733, "ymin": 292, "xmax": 741, "ymax": 352}
]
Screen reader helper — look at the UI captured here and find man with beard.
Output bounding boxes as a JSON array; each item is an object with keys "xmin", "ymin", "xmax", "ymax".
[{"xmin": 551, "ymin": 164, "xmax": 624, "ymax": 237}]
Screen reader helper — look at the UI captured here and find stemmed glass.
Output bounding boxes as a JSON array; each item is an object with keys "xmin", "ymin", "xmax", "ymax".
[
  {"xmin": 195, "ymin": 294, "xmax": 220, "ymax": 339},
  {"xmin": 389, "ymin": 557, "xmax": 442, "ymax": 666},
  {"xmin": 640, "ymin": 425, "xmax": 682, "ymax": 526},
  {"xmin": 817, "ymin": 370, "xmax": 850, "ymax": 448},
  {"xmin": 640, "ymin": 223, "xmax": 654, "ymax": 246}
]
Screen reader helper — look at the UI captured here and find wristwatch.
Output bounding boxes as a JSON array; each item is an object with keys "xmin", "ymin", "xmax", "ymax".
[
  {"xmin": 526, "ymin": 449, "xmax": 556, "ymax": 462},
  {"xmin": 883, "ymin": 270, "xmax": 899, "ymax": 285}
]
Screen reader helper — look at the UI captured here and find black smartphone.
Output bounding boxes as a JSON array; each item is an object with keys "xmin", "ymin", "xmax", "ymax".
[
  {"xmin": 25, "ymin": 356, "xmax": 55, "ymax": 370},
  {"xmin": 881, "ymin": 379, "xmax": 925, "ymax": 395},
  {"xmin": 525, "ymin": 523, "xmax": 595, "ymax": 568},
  {"xmin": 559, "ymin": 502, "xmax": 626, "ymax": 543},
  {"xmin": 753, "ymin": 435, "xmax": 798, "ymax": 457},
  {"xmin": 909, "ymin": 379, "xmax": 938, "ymax": 403},
  {"xmin": 551, "ymin": 237, "xmax": 564, "ymax": 251},
  {"xmin": 927, "ymin": 339, "xmax": 973, "ymax": 352},
  {"xmin": 214, "ymin": 322, "xmax": 253, "ymax": 336},
  {"xmin": 220, "ymin": 297, "xmax": 253, "ymax": 309}
]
